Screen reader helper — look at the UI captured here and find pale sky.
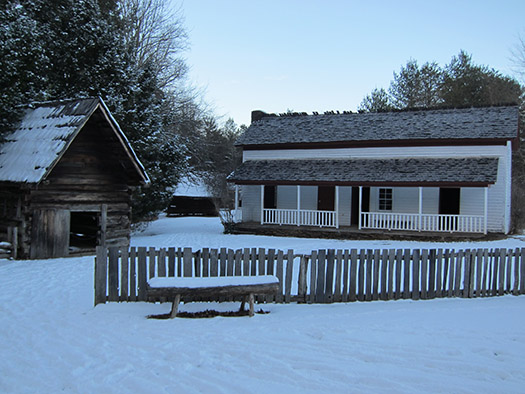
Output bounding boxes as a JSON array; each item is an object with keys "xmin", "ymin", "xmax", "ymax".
[{"xmin": 179, "ymin": 0, "xmax": 525, "ymax": 126}]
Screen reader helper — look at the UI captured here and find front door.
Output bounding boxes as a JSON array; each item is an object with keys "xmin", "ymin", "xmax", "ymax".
[
  {"xmin": 317, "ymin": 186, "xmax": 335, "ymax": 211},
  {"xmin": 439, "ymin": 188, "xmax": 460, "ymax": 214}
]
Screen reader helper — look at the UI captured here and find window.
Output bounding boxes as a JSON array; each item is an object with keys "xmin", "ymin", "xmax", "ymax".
[{"xmin": 378, "ymin": 188, "xmax": 392, "ymax": 211}]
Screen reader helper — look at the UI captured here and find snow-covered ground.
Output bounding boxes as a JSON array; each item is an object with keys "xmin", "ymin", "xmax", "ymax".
[{"xmin": 1, "ymin": 216, "xmax": 524, "ymax": 393}]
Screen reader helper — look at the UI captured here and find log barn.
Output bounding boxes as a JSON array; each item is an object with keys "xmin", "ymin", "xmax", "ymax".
[{"xmin": 0, "ymin": 97, "xmax": 149, "ymax": 259}]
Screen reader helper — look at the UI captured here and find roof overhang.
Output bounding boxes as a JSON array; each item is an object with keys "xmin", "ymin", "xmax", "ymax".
[{"xmin": 228, "ymin": 158, "xmax": 499, "ymax": 187}]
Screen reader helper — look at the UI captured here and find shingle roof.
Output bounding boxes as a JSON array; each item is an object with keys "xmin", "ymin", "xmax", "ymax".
[
  {"xmin": 228, "ymin": 158, "xmax": 499, "ymax": 186},
  {"xmin": 0, "ymin": 97, "xmax": 149, "ymax": 184},
  {"xmin": 235, "ymin": 106, "xmax": 519, "ymax": 147}
]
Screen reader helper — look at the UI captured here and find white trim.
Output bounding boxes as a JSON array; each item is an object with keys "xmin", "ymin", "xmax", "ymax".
[
  {"xmin": 297, "ymin": 185, "xmax": 301, "ymax": 226},
  {"xmin": 418, "ymin": 187, "xmax": 423, "ymax": 232},
  {"xmin": 335, "ymin": 186, "xmax": 340, "ymax": 229},
  {"xmin": 484, "ymin": 187, "xmax": 488, "ymax": 234},
  {"xmin": 260, "ymin": 185, "xmax": 264, "ymax": 225},
  {"xmin": 358, "ymin": 186, "xmax": 363, "ymax": 230},
  {"xmin": 504, "ymin": 140, "xmax": 512, "ymax": 234}
]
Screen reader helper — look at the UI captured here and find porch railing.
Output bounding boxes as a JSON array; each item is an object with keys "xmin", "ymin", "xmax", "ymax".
[
  {"xmin": 361, "ymin": 212, "xmax": 486, "ymax": 233},
  {"xmin": 263, "ymin": 208, "xmax": 337, "ymax": 228}
]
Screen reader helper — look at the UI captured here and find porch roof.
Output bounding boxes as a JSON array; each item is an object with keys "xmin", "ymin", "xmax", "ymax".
[{"xmin": 228, "ymin": 157, "xmax": 499, "ymax": 187}]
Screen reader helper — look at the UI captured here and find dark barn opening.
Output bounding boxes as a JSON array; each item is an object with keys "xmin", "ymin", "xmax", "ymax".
[{"xmin": 69, "ymin": 212, "xmax": 98, "ymax": 252}]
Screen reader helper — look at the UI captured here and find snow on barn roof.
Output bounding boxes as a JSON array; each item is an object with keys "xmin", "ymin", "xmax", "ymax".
[
  {"xmin": 173, "ymin": 176, "xmax": 212, "ymax": 197},
  {"xmin": 0, "ymin": 97, "xmax": 149, "ymax": 184}
]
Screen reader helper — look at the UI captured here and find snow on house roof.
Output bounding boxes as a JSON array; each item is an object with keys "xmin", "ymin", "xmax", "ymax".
[
  {"xmin": 228, "ymin": 157, "xmax": 499, "ymax": 186},
  {"xmin": 236, "ymin": 105, "xmax": 519, "ymax": 147},
  {"xmin": 0, "ymin": 97, "xmax": 149, "ymax": 184}
]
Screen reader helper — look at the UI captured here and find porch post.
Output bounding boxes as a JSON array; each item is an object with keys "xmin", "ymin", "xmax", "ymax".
[
  {"xmin": 418, "ymin": 186, "xmax": 423, "ymax": 231},
  {"xmin": 297, "ymin": 185, "xmax": 301, "ymax": 226},
  {"xmin": 484, "ymin": 187, "xmax": 488, "ymax": 235},
  {"xmin": 260, "ymin": 185, "xmax": 264, "ymax": 224},
  {"xmin": 335, "ymin": 185, "xmax": 339, "ymax": 229},
  {"xmin": 358, "ymin": 186, "xmax": 363, "ymax": 230},
  {"xmin": 234, "ymin": 185, "xmax": 239, "ymax": 211}
]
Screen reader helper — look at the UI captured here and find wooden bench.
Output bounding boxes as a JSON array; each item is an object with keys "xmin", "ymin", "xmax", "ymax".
[{"xmin": 147, "ymin": 276, "xmax": 280, "ymax": 318}]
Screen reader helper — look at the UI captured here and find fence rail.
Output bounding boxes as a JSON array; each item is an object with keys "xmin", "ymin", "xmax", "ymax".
[
  {"xmin": 263, "ymin": 208, "xmax": 337, "ymax": 228},
  {"xmin": 94, "ymin": 246, "xmax": 525, "ymax": 305},
  {"xmin": 361, "ymin": 212, "xmax": 486, "ymax": 233}
]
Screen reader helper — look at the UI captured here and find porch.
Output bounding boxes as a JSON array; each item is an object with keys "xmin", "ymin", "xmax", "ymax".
[{"xmin": 234, "ymin": 184, "xmax": 490, "ymax": 234}]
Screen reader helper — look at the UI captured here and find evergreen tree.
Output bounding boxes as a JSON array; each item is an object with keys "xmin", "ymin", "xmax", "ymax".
[{"xmin": 358, "ymin": 88, "xmax": 392, "ymax": 112}]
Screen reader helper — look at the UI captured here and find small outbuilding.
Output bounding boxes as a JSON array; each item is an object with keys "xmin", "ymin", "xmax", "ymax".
[
  {"xmin": 0, "ymin": 97, "xmax": 149, "ymax": 259},
  {"xmin": 167, "ymin": 176, "xmax": 217, "ymax": 217}
]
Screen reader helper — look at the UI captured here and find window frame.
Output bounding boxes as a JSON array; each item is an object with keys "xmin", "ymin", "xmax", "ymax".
[{"xmin": 378, "ymin": 188, "xmax": 393, "ymax": 211}]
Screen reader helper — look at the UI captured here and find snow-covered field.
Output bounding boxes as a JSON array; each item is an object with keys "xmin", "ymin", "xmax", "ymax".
[{"xmin": 1, "ymin": 216, "xmax": 524, "ymax": 393}]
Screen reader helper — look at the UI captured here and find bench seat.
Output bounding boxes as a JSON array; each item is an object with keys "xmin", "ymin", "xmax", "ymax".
[{"xmin": 147, "ymin": 275, "xmax": 280, "ymax": 318}]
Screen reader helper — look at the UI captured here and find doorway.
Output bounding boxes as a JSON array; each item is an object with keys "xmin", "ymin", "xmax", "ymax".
[
  {"xmin": 439, "ymin": 188, "xmax": 460, "ymax": 215},
  {"xmin": 351, "ymin": 187, "xmax": 370, "ymax": 225},
  {"xmin": 69, "ymin": 212, "xmax": 99, "ymax": 252},
  {"xmin": 318, "ymin": 186, "xmax": 335, "ymax": 211}
]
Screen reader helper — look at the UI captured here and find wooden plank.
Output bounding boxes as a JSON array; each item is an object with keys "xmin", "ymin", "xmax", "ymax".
[
  {"xmin": 251, "ymin": 247, "xmax": 257, "ymax": 276},
  {"xmin": 412, "ymin": 249, "xmax": 420, "ymax": 301},
  {"xmin": 227, "ymin": 249, "xmax": 235, "ymax": 276},
  {"xmin": 420, "ymin": 249, "xmax": 428, "ymax": 300},
  {"xmin": 380, "ymin": 249, "xmax": 388, "ymax": 301},
  {"xmin": 219, "ymin": 247, "xmax": 227, "ymax": 277},
  {"xmin": 462, "ymin": 249, "xmax": 471, "ymax": 298},
  {"xmin": 505, "ymin": 249, "xmax": 512, "ymax": 293},
  {"xmin": 349, "ymin": 249, "xmax": 358, "ymax": 302},
  {"xmin": 513, "ymin": 248, "xmax": 520, "ymax": 296},
  {"xmin": 309, "ymin": 250, "xmax": 318, "ymax": 303},
  {"xmin": 298, "ymin": 255, "xmax": 308, "ymax": 302},
  {"xmin": 357, "ymin": 249, "xmax": 365, "ymax": 302},
  {"xmin": 210, "ymin": 249, "xmax": 219, "ymax": 277},
  {"xmin": 316, "ymin": 250, "xmax": 327, "ymax": 303},
  {"xmin": 447, "ymin": 250, "xmax": 455, "ymax": 298},
  {"xmin": 148, "ymin": 247, "xmax": 156, "ymax": 279},
  {"xmin": 403, "ymin": 249, "xmax": 411, "ymax": 299},
  {"xmin": 201, "ymin": 248, "xmax": 210, "ymax": 277},
  {"xmin": 243, "ymin": 248, "xmax": 250, "ymax": 276},
  {"xmin": 168, "ymin": 247, "xmax": 176, "ymax": 277},
  {"xmin": 193, "ymin": 250, "xmax": 201, "ymax": 278},
  {"xmin": 267, "ymin": 249, "xmax": 275, "ymax": 275},
  {"xmin": 334, "ymin": 250, "xmax": 343, "ymax": 302},
  {"xmin": 498, "ymin": 248, "xmax": 506, "ymax": 296},
  {"xmin": 387, "ymin": 249, "xmax": 395, "ymax": 301},
  {"xmin": 475, "ymin": 249, "xmax": 483, "ymax": 297},
  {"xmin": 454, "ymin": 250, "xmax": 463, "ymax": 297},
  {"xmin": 395, "ymin": 249, "xmax": 403, "ymax": 300},
  {"xmin": 284, "ymin": 250, "xmax": 294, "ymax": 303},
  {"xmin": 108, "ymin": 247, "xmax": 119, "ymax": 302},
  {"xmin": 342, "ymin": 250, "xmax": 350, "ymax": 302},
  {"xmin": 137, "ymin": 247, "xmax": 147, "ymax": 301},
  {"xmin": 234, "ymin": 249, "xmax": 242, "ymax": 276},
  {"xmin": 442, "ymin": 249, "xmax": 450, "ymax": 296},
  {"xmin": 372, "ymin": 250, "xmax": 380, "ymax": 301},
  {"xmin": 492, "ymin": 249, "xmax": 499, "ymax": 296},
  {"xmin": 120, "ymin": 248, "xmax": 129, "ymax": 301},
  {"xmin": 468, "ymin": 249, "xmax": 476, "ymax": 298},
  {"xmin": 365, "ymin": 249, "xmax": 373, "ymax": 302},
  {"xmin": 276, "ymin": 250, "xmax": 284, "ymax": 303},
  {"xmin": 129, "ymin": 247, "xmax": 137, "ymax": 301},
  {"xmin": 324, "ymin": 249, "xmax": 335, "ymax": 303},
  {"xmin": 258, "ymin": 248, "xmax": 266, "ymax": 275},
  {"xmin": 435, "ymin": 249, "xmax": 443, "ymax": 298},
  {"xmin": 428, "ymin": 249, "xmax": 436, "ymax": 299},
  {"xmin": 487, "ymin": 249, "xmax": 494, "ymax": 297},
  {"xmin": 481, "ymin": 249, "xmax": 489, "ymax": 297},
  {"xmin": 94, "ymin": 246, "xmax": 107, "ymax": 305},
  {"xmin": 177, "ymin": 248, "xmax": 182, "ymax": 277},
  {"xmin": 158, "ymin": 248, "xmax": 166, "ymax": 277},
  {"xmin": 520, "ymin": 248, "xmax": 525, "ymax": 294},
  {"xmin": 183, "ymin": 248, "xmax": 193, "ymax": 277}
]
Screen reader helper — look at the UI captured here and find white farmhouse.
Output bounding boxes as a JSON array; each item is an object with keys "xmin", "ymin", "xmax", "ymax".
[{"xmin": 228, "ymin": 106, "xmax": 519, "ymax": 235}]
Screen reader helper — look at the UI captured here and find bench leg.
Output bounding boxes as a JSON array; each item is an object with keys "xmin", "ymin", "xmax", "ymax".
[
  {"xmin": 170, "ymin": 294, "xmax": 181, "ymax": 319},
  {"xmin": 239, "ymin": 296, "xmax": 246, "ymax": 312},
  {"xmin": 248, "ymin": 293, "xmax": 255, "ymax": 317}
]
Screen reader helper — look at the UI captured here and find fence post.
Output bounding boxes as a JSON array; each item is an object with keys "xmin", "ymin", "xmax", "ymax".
[
  {"xmin": 108, "ymin": 247, "xmax": 119, "ymax": 302},
  {"xmin": 298, "ymin": 255, "xmax": 308, "ymax": 302},
  {"xmin": 94, "ymin": 246, "xmax": 108, "ymax": 306}
]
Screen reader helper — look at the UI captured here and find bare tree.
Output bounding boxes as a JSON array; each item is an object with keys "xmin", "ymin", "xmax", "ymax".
[{"xmin": 121, "ymin": 0, "xmax": 189, "ymax": 89}]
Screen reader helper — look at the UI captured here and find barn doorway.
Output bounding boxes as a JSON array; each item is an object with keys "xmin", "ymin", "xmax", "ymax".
[{"xmin": 69, "ymin": 212, "xmax": 99, "ymax": 253}]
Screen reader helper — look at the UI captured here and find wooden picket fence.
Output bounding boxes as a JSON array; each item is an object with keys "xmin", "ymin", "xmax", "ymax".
[{"xmin": 94, "ymin": 246, "xmax": 525, "ymax": 305}]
